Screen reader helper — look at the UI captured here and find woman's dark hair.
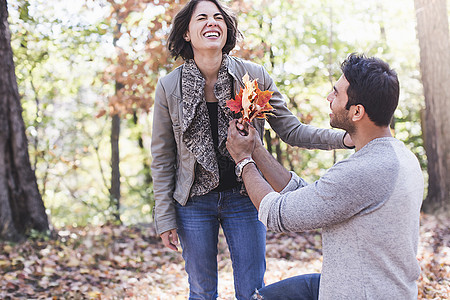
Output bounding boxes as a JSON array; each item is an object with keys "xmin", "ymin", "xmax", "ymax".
[
  {"xmin": 167, "ymin": 0, "xmax": 242, "ymax": 60},
  {"xmin": 341, "ymin": 53, "xmax": 400, "ymax": 127}
]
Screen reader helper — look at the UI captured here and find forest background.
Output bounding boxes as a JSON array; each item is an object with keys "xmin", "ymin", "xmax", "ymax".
[
  {"xmin": 1, "ymin": 0, "xmax": 449, "ymax": 298},
  {"xmin": 7, "ymin": 0, "xmax": 448, "ymax": 227}
]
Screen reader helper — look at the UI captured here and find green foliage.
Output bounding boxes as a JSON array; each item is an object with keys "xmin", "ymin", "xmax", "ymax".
[
  {"xmin": 9, "ymin": 0, "xmax": 116, "ymax": 226},
  {"xmin": 236, "ymin": 0, "xmax": 425, "ymax": 180},
  {"xmin": 7, "ymin": 0, "xmax": 426, "ymax": 227}
]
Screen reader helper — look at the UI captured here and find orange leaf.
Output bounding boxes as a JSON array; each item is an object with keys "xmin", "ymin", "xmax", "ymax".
[
  {"xmin": 226, "ymin": 73, "xmax": 274, "ymax": 121},
  {"xmin": 255, "ymin": 89, "xmax": 273, "ymax": 107},
  {"xmin": 96, "ymin": 109, "xmax": 107, "ymax": 118}
]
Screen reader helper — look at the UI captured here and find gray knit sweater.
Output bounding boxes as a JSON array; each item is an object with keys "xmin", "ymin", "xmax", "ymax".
[{"xmin": 259, "ymin": 137, "xmax": 424, "ymax": 299}]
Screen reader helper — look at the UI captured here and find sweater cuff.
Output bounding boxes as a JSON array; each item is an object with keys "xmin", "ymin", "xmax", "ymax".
[
  {"xmin": 258, "ymin": 191, "xmax": 279, "ymax": 228},
  {"xmin": 343, "ymin": 132, "xmax": 356, "ymax": 149}
]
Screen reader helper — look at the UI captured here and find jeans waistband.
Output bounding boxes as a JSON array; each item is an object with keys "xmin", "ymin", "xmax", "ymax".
[{"xmin": 209, "ymin": 184, "xmax": 241, "ymax": 195}]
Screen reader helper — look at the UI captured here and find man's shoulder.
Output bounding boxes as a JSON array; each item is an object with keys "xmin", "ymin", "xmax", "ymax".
[
  {"xmin": 365, "ymin": 138, "xmax": 419, "ymax": 168},
  {"xmin": 339, "ymin": 137, "xmax": 422, "ymax": 186},
  {"xmin": 326, "ymin": 140, "xmax": 400, "ymax": 182},
  {"xmin": 355, "ymin": 137, "xmax": 403, "ymax": 161}
]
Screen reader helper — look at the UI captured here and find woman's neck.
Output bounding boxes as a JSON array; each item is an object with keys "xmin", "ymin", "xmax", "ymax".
[{"xmin": 193, "ymin": 52, "xmax": 223, "ymax": 81}]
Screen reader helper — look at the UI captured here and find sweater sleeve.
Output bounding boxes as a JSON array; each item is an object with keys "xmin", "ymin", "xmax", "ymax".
[
  {"xmin": 258, "ymin": 157, "xmax": 389, "ymax": 232},
  {"xmin": 260, "ymin": 65, "xmax": 347, "ymax": 150},
  {"xmin": 259, "ymin": 171, "xmax": 307, "ymax": 229}
]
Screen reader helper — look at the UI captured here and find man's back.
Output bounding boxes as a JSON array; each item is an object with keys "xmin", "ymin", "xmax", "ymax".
[
  {"xmin": 320, "ymin": 137, "xmax": 423, "ymax": 299},
  {"xmin": 259, "ymin": 137, "xmax": 424, "ymax": 299}
]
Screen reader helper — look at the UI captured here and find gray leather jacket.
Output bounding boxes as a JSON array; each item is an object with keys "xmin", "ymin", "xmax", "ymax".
[{"xmin": 151, "ymin": 56, "xmax": 346, "ymax": 235}]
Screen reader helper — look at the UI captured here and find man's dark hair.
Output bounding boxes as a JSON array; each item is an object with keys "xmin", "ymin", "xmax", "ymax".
[
  {"xmin": 341, "ymin": 53, "xmax": 399, "ymax": 127},
  {"xmin": 167, "ymin": 0, "xmax": 242, "ymax": 60}
]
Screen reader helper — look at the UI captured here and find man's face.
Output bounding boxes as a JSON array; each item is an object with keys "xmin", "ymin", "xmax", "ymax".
[{"xmin": 326, "ymin": 75, "xmax": 356, "ymax": 133}]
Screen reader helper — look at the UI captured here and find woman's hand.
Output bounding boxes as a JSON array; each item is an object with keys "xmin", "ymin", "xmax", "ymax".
[{"xmin": 160, "ymin": 229, "xmax": 179, "ymax": 251}]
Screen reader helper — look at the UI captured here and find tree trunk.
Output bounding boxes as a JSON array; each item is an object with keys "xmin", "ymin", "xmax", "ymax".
[
  {"xmin": 414, "ymin": 0, "xmax": 450, "ymax": 212},
  {"xmin": 275, "ymin": 136, "xmax": 283, "ymax": 164},
  {"xmin": 109, "ymin": 20, "xmax": 122, "ymax": 224},
  {"xmin": 0, "ymin": 0, "xmax": 49, "ymax": 240},
  {"xmin": 110, "ymin": 113, "xmax": 121, "ymax": 222}
]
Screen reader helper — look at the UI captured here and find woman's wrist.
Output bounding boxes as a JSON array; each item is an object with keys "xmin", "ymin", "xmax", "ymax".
[
  {"xmin": 236, "ymin": 156, "xmax": 252, "ymax": 165},
  {"xmin": 343, "ymin": 132, "xmax": 355, "ymax": 149}
]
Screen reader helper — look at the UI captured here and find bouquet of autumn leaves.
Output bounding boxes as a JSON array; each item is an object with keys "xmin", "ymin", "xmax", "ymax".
[{"xmin": 226, "ymin": 73, "xmax": 275, "ymax": 131}]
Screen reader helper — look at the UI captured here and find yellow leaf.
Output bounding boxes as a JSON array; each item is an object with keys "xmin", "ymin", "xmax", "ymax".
[
  {"xmin": 241, "ymin": 73, "xmax": 253, "ymax": 120},
  {"xmin": 82, "ymin": 254, "xmax": 96, "ymax": 265},
  {"xmin": 229, "ymin": 73, "xmax": 273, "ymax": 122},
  {"xmin": 66, "ymin": 257, "xmax": 80, "ymax": 267},
  {"xmin": 88, "ymin": 291, "xmax": 101, "ymax": 298},
  {"xmin": 4, "ymin": 274, "xmax": 15, "ymax": 281},
  {"xmin": 0, "ymin": 260, "xmax": 10, "ymax": 267},
  {"xmin": 43, "ymin": 267, "xmax": 56, "ymax": 275}
]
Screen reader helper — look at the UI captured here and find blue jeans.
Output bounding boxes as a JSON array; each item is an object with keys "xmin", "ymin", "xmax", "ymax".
[
  {"xmin": 175, "ymin": 187, "xmax": 266, "ymax": 300},
  {"xmin": 251, "ymin": 273, "xmax": 321, "ymax": 300}
]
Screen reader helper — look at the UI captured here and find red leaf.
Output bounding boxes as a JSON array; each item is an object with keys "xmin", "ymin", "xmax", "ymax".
[{"xmin": 226, "ymin": 89, "xmax": 243, "ymax": 113}]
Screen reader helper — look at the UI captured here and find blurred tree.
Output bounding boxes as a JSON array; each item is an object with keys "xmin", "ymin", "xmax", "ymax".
[
  {"xmin": 0, "ymin": 0, "xmax": 49, "ymax": 240},
  {"xmin": 9, "ymin": 0, "xmax": 118, "ymax": 226},
  {"xmin": 4, "ymin": 0, "xmax": 429, "ymax": 226},
  {"xmin": 414, "ymin": 0, "xmax": 450, "ymax": 211},
  {"xmin": 101, "ymin": 0, "xmax": 186, "ymax": 222},
  {"xmin": 235, "ymin": 0, "xmax": 356, "ymax": 177}
]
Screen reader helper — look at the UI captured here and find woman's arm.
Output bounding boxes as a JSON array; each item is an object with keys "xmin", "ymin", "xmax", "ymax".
[
  {"xmin": 151, "ymin": 79, "xmax": 178, "ymax": 238},
  {"xmin": 260, "ymin": 66, "xmax": 348, "ymax": 150}
]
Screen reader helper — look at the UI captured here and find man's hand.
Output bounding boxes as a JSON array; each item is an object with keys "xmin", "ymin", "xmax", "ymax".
[
  {"xmin": 235, "ymin": 119, "xmax": 263, "ymax": 149},
  {"xmin": 227, "ymin": 120, "xmax": 257, "ymax": 163},
  {"xmin": 160, "ymin": 229, "xmax": 179, "ymax": 251}
]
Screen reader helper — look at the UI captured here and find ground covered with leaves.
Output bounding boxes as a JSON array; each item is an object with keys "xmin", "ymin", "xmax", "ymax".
[{"xmin": 1, "ymin": 213, "xmax": 448, "ymax": 299}]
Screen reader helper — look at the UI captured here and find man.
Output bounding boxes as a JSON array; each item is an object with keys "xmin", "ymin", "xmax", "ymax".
[{"xmin": 226, "ymin": 53, "xmax": 424, "ymax": 300}]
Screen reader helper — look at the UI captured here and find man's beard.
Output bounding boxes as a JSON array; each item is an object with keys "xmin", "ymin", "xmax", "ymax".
[{"xmin": 330, "ymin": 110, "xmax": 356, "ymax": 135}]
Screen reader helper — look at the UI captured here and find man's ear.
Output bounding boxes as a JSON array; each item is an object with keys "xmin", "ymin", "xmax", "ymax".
[{"xmin": 351, "ymin": 104, "xmax": 365, "ymax": 122}]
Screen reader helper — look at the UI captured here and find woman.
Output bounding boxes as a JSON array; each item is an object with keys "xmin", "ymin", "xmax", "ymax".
[{"xmin": 151, "ymin": 0, "xmax": 351, "ymax": 299}]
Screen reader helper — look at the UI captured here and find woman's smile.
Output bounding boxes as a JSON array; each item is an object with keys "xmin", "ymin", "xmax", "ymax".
[{"xmin": 186, "ymin": 1, "xmax": 227, "ymax": 54}]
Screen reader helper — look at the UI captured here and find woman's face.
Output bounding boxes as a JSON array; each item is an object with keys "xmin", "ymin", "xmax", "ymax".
[{"xmin": 185, "ymin": 1, "xmax": 228, "ymax": 57}]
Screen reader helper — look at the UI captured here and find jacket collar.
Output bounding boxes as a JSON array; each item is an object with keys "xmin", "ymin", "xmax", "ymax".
[{"xmin": 181, "ymin": 58, "xmax": 205, "ymax": 134}]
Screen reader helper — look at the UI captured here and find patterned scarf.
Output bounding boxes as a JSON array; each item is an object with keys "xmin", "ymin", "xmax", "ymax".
[{"xmin": 181, "ymin": 55, "xmax": 235, "ymax": 196}]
